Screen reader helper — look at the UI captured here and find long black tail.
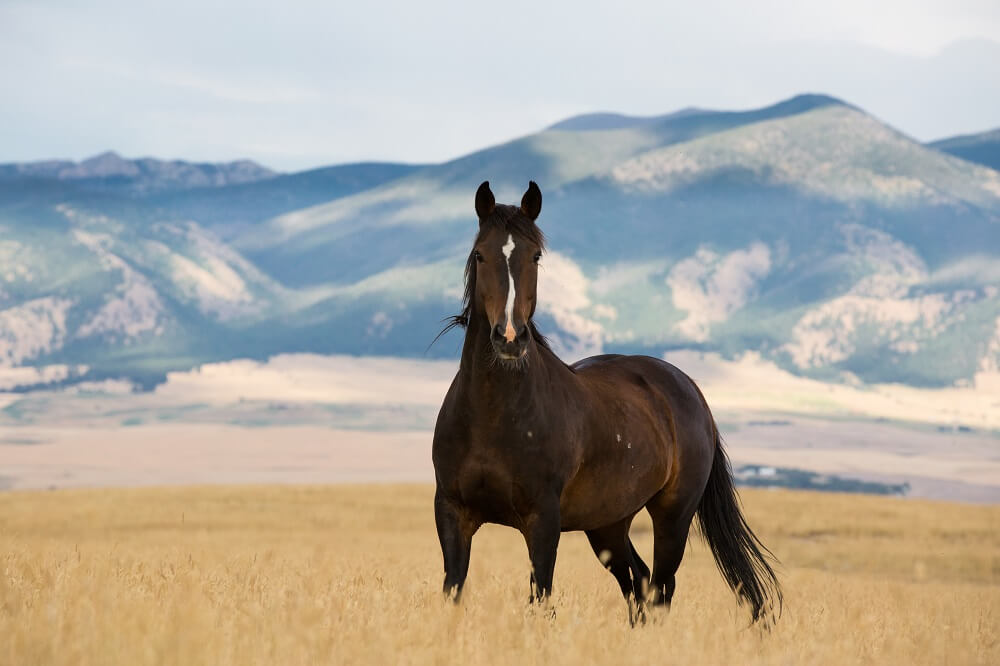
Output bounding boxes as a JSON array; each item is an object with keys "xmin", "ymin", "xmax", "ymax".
[{"xmin": 697, "ymin": 432, "xmax": 783, "ymax": 626}]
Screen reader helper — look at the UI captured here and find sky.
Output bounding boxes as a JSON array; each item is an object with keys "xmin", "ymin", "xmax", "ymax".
[{"xmin": 2, "ymin": 0, "xmax": 999, "ymax": 172}]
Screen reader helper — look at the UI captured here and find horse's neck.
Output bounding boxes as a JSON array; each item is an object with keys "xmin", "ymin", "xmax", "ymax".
[{"xmin": 458, "ymin": 319, "xmax": 555, "ymax": 411}]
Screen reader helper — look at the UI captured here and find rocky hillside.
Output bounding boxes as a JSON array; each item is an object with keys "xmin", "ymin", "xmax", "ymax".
[{"xmin": 1, "ymin": 94, "xmax": 998, "ymax": 389}]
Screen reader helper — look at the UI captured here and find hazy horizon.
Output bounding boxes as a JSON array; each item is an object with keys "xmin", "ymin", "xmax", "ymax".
[{"xmin": 4, "ymin": 87, "xmax": 999, "ymax": 173}]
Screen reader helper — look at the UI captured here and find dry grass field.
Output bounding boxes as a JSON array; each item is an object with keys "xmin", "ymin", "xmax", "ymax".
[{"xmin": 1, "ymin": 484, "xmax": 997, "ymax": 665}]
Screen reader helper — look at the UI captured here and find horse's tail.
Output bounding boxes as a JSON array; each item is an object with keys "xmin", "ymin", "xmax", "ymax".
[{"xmin": 696, "ymin": 429, "xmax": 783, "ymax": 626}]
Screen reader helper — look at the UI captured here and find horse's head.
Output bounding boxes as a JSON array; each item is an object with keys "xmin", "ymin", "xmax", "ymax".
[{"xmin": 471, "ymin": 180, "xmax": 544, "ymax": 362}]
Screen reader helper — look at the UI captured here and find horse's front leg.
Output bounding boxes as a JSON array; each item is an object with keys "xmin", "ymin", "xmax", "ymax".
[
  {"xmin": 434, "ymin": 490, "xmax": 476, "ymax": 601},
  {"xmin": 524, "ymin": 499, "xmax": 561, "ymax": 602}
]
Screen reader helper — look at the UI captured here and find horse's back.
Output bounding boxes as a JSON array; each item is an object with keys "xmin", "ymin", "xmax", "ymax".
[
  {"xmin": 571, "ymin": 353, "xmax": 625, "ymax": 371},
  {"xmin": 572, "ymin": 353, "xmax": 713, "ymax": 429},
  {"xmin": 571, "ymin": 352, "xmax": 717, "ymax": 492}
]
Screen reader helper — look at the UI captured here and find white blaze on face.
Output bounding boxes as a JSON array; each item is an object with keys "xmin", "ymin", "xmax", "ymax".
[{"xmin": 502, "ymin": 234, "xmax": 517, "ymax": 342}]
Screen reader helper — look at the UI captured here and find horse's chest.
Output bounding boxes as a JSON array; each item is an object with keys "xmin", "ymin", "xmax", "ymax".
[
  {"xmin": 444, "ymin": 433, "xmax": 563, "ymax": 526},
  {"xmin": 454, "ymin": 459, "xmax": 521, "ymax": 525}
]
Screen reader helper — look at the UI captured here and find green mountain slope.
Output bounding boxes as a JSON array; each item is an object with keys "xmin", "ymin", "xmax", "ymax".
[
  {"xmin": 236, "ymin": 94, "xmax": 848, "ymax": 286},
  {"xmin": 144, "ymin": 162, "xmax": 422, "ymax": 239}
]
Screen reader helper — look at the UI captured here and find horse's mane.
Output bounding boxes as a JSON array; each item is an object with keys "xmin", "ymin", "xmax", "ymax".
[{"xmin": 434, "ymin": 204, "xmax": 553, "ymax": 352}]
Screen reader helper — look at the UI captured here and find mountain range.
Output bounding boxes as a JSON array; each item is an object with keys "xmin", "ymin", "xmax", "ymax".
[
  {"xmin": 1, "ymin": 93, "xmax": 998, "ymax": 390},
  {"xmin": 928, "ymin": 129, "xmax": 1000, "ymax": 172},
  {"xmin": 0, "ymin": 151, "xmax": 278, "ymax": 194}
]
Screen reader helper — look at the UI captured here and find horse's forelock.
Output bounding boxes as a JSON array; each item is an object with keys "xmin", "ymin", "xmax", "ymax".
[{"xmin": 478, "ymin": 204, "xmax": 546, "ymax": 250}]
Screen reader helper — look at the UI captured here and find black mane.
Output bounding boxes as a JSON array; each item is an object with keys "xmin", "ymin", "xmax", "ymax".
[{"xmin": 433, "ymin": 204, "xmax": 551, "ymax": 351}]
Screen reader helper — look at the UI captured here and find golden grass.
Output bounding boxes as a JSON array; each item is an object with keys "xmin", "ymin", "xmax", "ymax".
[{"xmin": 1, "ymin": 485, "xmax": 997, "ymax": 665}]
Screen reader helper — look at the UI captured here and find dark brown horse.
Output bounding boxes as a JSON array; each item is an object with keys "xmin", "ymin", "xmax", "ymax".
[{"xmin": 432, "ymin": 181, "xmax": 781, "ymax": 625}]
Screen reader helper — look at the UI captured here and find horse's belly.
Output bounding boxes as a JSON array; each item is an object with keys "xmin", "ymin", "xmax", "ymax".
[
  {"xmin": 558, "ymin": 486, "xmax": 660, "ymax": 531},
  {"xmin": 559, "ymin": 443, "xmax": 670, "ymax": 531}
]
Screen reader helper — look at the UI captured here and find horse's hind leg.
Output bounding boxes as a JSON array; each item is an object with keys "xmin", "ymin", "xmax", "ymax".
[
  {"xmin": 586, "ymin": 517, "xmax": 649, "ymax": 625},
  {"xmin": 646, "ymin": 495, "xmax": 697, "ymax": 609},
  {"xmin": 586, "ymin": 521, "xmax": 633, "ymax": 599},
  {"xmin": 629, "ymin": 539, "xmax": 651, "ymax": 594}
]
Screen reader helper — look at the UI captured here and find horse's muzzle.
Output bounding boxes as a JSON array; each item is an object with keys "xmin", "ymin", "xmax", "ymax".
[{"xmin": 491, "ymin": 323, "xmax": 529, "ymax": 360}]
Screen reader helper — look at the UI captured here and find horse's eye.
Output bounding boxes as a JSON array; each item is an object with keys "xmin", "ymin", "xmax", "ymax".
[
  {"xmin": 474, "ymin": 250, "xmax": 484, "ymax": 263},
  {"xmin": 533, "ymin": 252, "xmax": 542, "ymax": 264}
]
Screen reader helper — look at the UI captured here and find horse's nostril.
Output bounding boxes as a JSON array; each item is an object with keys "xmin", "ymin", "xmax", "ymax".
[{"xmin": 517, "ymin": 326, "xmax": 529, "ymax": 342}]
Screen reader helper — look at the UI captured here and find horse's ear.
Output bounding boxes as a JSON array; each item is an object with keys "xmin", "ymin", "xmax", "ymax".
[
  {"xmin": 520, "ymin": 181, "xmax": 542, "ymax": 221},
  {"xmin": 475, "ymin": 181, "xmax": 495, "ymax": 220}
]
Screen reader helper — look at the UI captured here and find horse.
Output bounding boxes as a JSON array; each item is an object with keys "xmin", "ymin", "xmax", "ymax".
[{"xmin": 431, "ymin": 180, "xmax": 782, "ymax": 625}]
